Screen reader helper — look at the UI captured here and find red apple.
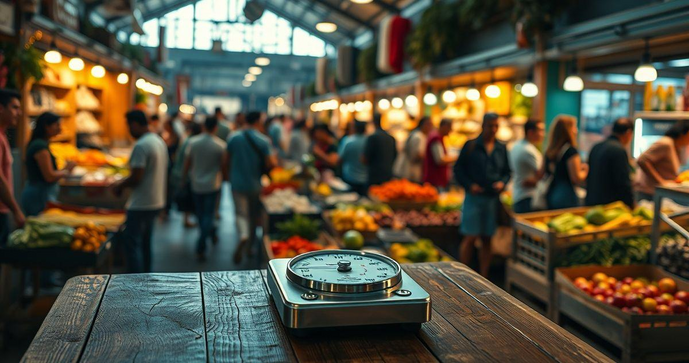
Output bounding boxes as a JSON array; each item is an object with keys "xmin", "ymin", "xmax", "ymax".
[
  {"xmin": 637, "ymin": 288, "xmax": 651, "ymax": 299},
  {"xmin": 619, "ymin": 284, "xmax": 632, "ymax": 294},
  {"xmin": 623, "ymin": 277, "xmax": 634, "ymax": 285},
  {"xmin": 630, "ymin": 307, "xmax": 644, "ymax": 314},
  {"xmin": 661, "ymin": 293, "xmax": 675, "ymax": 302},
  {"xmin": 669, "ymin": 300, "xmax": 688, "ymax": 314},
  {"xmin": 592, "ymin": 272, "xmax": 608, "ymax": 284},
  {"xmin": 647, "ymin": 285, "xmax": 660, "ymax": 298},
  {"xmin": 658, "ymin": 278, "xmax": 677, "ymax": 294},
  {"xmin": 675, "ymin": 291, "xmax": 689, "ymax": 304},
  {"xmin": 574, "ymin": 277, "xmax": 588, "ymax": 286},
  {"xmin": 630, "ymin": 280, "xmax": 645, "ymax": 290},
  {"xmin": 607, "ymin": 277, "xmax": 618, "ymax": 286},
  {"xmin": 611, "ymin": 293, "xmax": 627, "ymax": 308},
  {"xmin": 625, "ymin": 293, "xmax": 642, "ymax": 308},
  {"xmin": 655, "ymin": 296, "xmax": 669, "ymax": 306},
  {"xmin": 642, "ymin": 297, "xmax": 658, "ymax": 312},
  {"xmin": 657, "ymin": 304, "xmax": 673, "ymax": 315},
  {"xmin": 604, "ymin": 289, "xmax": 615, "ymax": 298},
  {"xmin": 621, "ymin": 307, "xmax": 631, "ymax": 313},
  {"xmin": 594, "ymin": 294, "xmax": 606, "ymax": 302},
  {"xmin": 592, "ymin": 287, "xmax": 605, "ymax": 296}
]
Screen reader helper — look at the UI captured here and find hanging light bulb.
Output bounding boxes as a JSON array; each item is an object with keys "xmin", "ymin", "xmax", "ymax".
[
  {"xmin": 316, "ymin": 22, "xmax": 337, "ymax": 33},
  {"xmin": 634, "ymin": 38, "xmax": 657, "ymax": 83},
  {"xmin": 563, "ymin": 55, "xmax": 584, "ymax": 92},
  {"xmin": 485, "ymin": 68, "xmax": 501, "ymax": 98},
  {"xmin": 91, "ymin": 65, "xmax": 106, "ymax": 78},
  {"xmin": 117, "ymin": 72, "xmax": 129, "ymax": 84},
  {"xmin": 351, "ymin": 0, "xmax": 373, "ymax": 3},
  {"xmin": 378, "ymin": 98, "xmax": 390, "ymax": 110},
  {"xmin": 347, "ymin": 102, "xmax": 356, "ymax": 112},
  {"xmin": 466, "ymin": 88, "xmax": 480, "ymax": 101},
  {"xmin": 249, "ymin": 66, "xmax": 262, "ymax": 75},
  {"xmin": 355, "ymin": 101, "xmax": 364, "ymax": 112},
  {"xmin": 442, "ymin": 90, "xmax": 457, "ymax": 103},
  {"xmin": 255, "ymin": 57, "xmax": 270, "ymax": 66},
  {"xmin": 520, "ymin": 72, "xmax": 538, "ymax": 98},
  {"xmin": 242, "ymin": 80, "xmax": 252, "ymax": 87},
  {"xmin": 391, "ymin": 97, "xmax": 404, "ymax": 109},
  {"xmin": 405, "ymin": 95, "xmax": 418, "ymax": 108},
  {"xmin": 44, "ymin": 41, "xmax": 62, "ymax": 64},
  {"xmin": 363, "ymin": 100, "xmax": 372, "ymax": 110},
  {"xmin": 68, "ymin": 57, "xmax": 84, "ymax": 71},
  {"xmin": 340, "ymin": 104, "xmax": 348, "ymax": 113},
  {"xmin": 245, "ymin": 74, "xmax": 257, "ymax": 82},
  {"xmin": 423, "ymin": 92, "xmax": 437, "ymax": 106}
]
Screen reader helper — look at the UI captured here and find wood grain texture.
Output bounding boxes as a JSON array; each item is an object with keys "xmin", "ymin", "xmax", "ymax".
[
  {"xmin": 202, "ymin": 270, "xmax": 297, "ymax": 363},
  {"xmin": 79, "ymin": 273, "xmax": 206, "ymax": 362},
  {"xmin": 21, "ymin": 275, "xmax": 109, "ymax": 363},
  {"xmin": 427, "ymin": 262, "xmax": 613, "ymax": 363},
  {"xmin": 404, "ymin": 264, "xmax": 556, "ymax": 362}
]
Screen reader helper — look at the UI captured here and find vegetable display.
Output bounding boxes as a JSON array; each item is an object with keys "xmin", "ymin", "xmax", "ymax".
[
  {"xmin": 657, "ymin": 234, "xmax": 689, "ymax": 279},
  {"xmin": 369, "ymin": 179, "xmax": 438, "ymax": 202},
  {"xmin": 388, "ymin": 239, "xmax": 452, "ymax": 264},
  {"xmin": 531, "ymin": 202, "xmax": 653, "ymax": 234},
  {"xmin": 558, "ymin": 236, "xmax": 650, "ymax": 267},
  {"xmin": 330, "ymin": 206, "xmax": 379, "ymax": 233},
  {"xmin": 374, "ymin": 209, "xmax": 460, "ymax": 229},
  {"xmin": 70, "ymin": 222, "xmax": 108, "ymax": 253},
  {"xmin": 270, "ymin": 236, "xmax": 324, "ymax": 259},
  {"xmin": 8, "ymin": 219, "xmax": 75, "ymax": 249},
  {"xmin": 276, "ymin": 214, "xmax": 321, "ymax": 241}
]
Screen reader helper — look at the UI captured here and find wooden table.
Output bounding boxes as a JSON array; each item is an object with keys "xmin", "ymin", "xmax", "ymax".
[{"xmin": 22, "ymin": 262, "xmax": 611, "ymax": 362}]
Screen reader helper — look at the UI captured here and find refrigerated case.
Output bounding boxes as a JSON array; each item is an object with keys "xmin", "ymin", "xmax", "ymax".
[{"xmin": 633, "ymin": 111, "xmax": 689, "ymax": 158}]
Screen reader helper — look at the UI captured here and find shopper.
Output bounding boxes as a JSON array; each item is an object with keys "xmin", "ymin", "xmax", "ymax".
[
  {"xmin": 227, "ymin": 111, "xmax": 277, "ymax": 265},
  {"xmin": 113, "ymin": 110, "xmax": 168, "ymax": 273},
  {"xmin": 541, "ymin": 115, "xmax": 588, "ymax": 210},
  {"xmin": 149, "ymin": 114, "xmax": 162, "ymax": 135},
  {"xmin": 21, "ymin": 112, "xmax": 75, "ymax": 216},
  {"xmin": 586, "ymin": 118, "xmax": 634, "ymax": 208},
  {"xmin": 634, "ymin": 119, "xmax": 689, "ymax": 202},
  {"xmin": 287, "ymin": 119, "xmax": 310, "ymax": 163},
  {"xmin": 312, "ymin": 124, "xmax": 339, "ymax": 172},
  {"xmin": 363, "ymin": 114, "xmax": 397, "ymax": 187},
  {"xmin": 339, "ymin": 120, "xmax": 369, "ymax": 195},
  {"xmin": 454, "ymin": 113, "xmax": 510, "ymax": 277},
  {"xmin": 214, "ymin": 106, "xmax": 232, "ymax": 141},
  {"xmin": 171, "ymin": 122, "xmax": 202, "ymax": 228},
  {"xmin": 395, "ymin": 117, "xmax": 432, "ymax": 183},
  {"xmin": 268, "ymin": 115, "xmax": 286, "ymax": 158},
  {"xmin": 161, "ymin": 119, "xmax": 182, "ymax": 220},
  {"xmin": 509, "ymin": 120, "xmax": 545, "ymax": 214},
  {"xmin": 423, "ymin": 119, "xmax": 457, "ymax": 189},
  {"xmin": 183, "ymin": 116, "xmax": 227, "ymax": 261},
  {"xmin": 234, "ymin": 112, "xmax": 246, "ymax": 130},
  {"xmin": 0, "ymin": 89, "xmax": 25, "ymax": 245}
]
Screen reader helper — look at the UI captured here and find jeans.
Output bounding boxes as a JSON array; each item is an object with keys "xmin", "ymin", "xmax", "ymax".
[
  {"xmin": 513, "ymin": 197, "xmax": 533, "ymax": 214},
  {"xmin": 122, "ymin": 209, "xmax": 159, "ymax": 273},
  {"xmin": 0, "ymin": 213, "xmax": 9, "ymax": 247},
  {"xmin": 193, "ymin": 190, "xmax": 219, "ymax": 254},
  {"xmin": 232, "ymin": 190, "xmax": 262, "ymax": 251},
  {"xmin": 21, "ymin": 182, "xmax": 55, "ymax": 217}
]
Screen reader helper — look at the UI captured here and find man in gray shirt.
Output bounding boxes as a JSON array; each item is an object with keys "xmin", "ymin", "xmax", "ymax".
[
  {"xmin": 184, "ymin": 116, "xmax": 228, "ymax": 261},
  {"xmin": 114, "ymin": 110, "xmax": 168, "ymax": 272},
  {"xmin": 509, "ymin": 120, "xmax": 545, "ymax": 213}
]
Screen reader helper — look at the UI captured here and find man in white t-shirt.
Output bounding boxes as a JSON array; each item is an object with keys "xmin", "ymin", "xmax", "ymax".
[
  {"xmin": 113, "ymin": 110, "xmax": 168, "ymax": 273},
  {"xmin": 184, "ymin": 116, "xmax": 228, "ymax": 261},
  {"xmin": 509, "ymin": 120, "xmax": 545, "ymax": 214}
]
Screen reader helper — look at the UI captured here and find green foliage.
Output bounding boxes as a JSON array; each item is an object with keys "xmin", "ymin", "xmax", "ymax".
[
  {"xmin": 357, "ymin": 42, "xmax": 381, "ymax": 83},
  {"xmin": 0, "ymin": 42, "xmax": 45, "ymax": 89},
  {"xmin": 511, "ymin": 0, "xmax": 575, "ymax": 39},
  {"xmin": 276, "ymin": 214, "xmax": 321, "ymax": 240},
  {"xmin": 406, "ymin": 2, "xmax": 462, "ymax": 70},
  {"xmin": 458, "ymin": 0, "xmax": 501, "ymax": 30},
  {"xmin": 559, "ymin": 236, "xmax": 651, "ymax": 267},
  {"xmin": 135, "ymin": 89, "xmax": 148, "ymax": 105},
  {"xmin": 511, "ymin": 91, "xmax": 533, "ymax": 118}
]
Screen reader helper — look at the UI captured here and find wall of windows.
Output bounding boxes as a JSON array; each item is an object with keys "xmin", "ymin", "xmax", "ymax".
[{"xmin": 124, "ymin": 0, "xmax": 328, "ymax": 57}]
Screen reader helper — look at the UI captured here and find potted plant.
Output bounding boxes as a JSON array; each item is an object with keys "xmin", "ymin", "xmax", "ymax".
[{"xmin": 0, "ymin": 43, "xmax": 45, "ymax": 89}]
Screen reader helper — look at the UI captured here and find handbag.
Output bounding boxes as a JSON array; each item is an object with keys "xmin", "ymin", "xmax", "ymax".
[
  {"xmin": 531, "ymin": 143, "xmax": 570, "ymax": 210},
  {"xmin": 244, "ymin": 131, "xmax": 271, "ymax": 177}
]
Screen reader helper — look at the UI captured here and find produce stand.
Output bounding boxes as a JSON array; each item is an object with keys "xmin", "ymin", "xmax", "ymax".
[
  {"xmin": 57, "ymin": 180, "xmax": 129, "ymax": 210},
  {"xmin": 554, "ymin": 265, "xmax": 689, "ymax": 363},
  {"xmin": 321, "ymin": 210, "xmax": 379, "ymax": 242},
  {"xmin": 507, "ymin": 206, "xmax": 682, "ymax": 318},
  {"xmin": 260, "ymin": 205, "xmax": 322, "ymax": 236},
  {"xmin": 368, "ymin": 195, "xmax": 436, "ymax": 211},
  {"xmin": 262, "ymin": 232, "xmax": 341, "ymax": 260}
]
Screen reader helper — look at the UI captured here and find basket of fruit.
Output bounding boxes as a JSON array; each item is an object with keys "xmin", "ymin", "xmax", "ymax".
[
  {"xmin": 323, "ymin": 206, "xmax": 379, "ymax": 241},
  {"xmin": 386, "ymin": 239, "xmax": 454, "ymax": 264},
  {"xmin": 556, "ymin": 265, "xmax": 689, "ymax": 362},
  {"xmin": 369, "ymin": 179, "xmax": 438, "ymax": 211}
]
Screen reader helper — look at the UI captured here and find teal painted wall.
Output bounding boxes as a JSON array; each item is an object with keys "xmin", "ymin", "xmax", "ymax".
[{"xmin": 544, "ymin": 61, "xmax": 582, "ymax": 130}]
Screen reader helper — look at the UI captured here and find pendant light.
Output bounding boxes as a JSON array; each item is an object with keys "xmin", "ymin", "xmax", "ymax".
[
  {"xmin": 563, "ymin": 55, "xmax": 584, "ymax": 92},
  {"xmin": 485, "ymin": 69, "xmax": 501, "ymax": 99},
  {"xmin": 68, "ymin": 57, "xmax": 84, "ymax": 71},
  {"xmin": 405, "ymin": 95, "xmax": 418, "ymax": 108},
  {"xmin": 44, "ymin": 41, "xmax": 62, "ymax": 64},
  {"xmin": 634, "ymin": 38, "xmax": 657, "ymax": 83},
  {"xmin": 117, "ymin": 72, "xmax": 129, "ymax": 84},
  {"xmin": 391, "ymin": 97, "xmax": 403, "ymax": 109},
  {"xmin": 378, "ymin": 98, "xmax": 390, "ymax": 110},
  {"xmin": 255, "ymin": 57, "xmax": 270, "ymax": 66},
  {"xmin": 316, "ymin": 22, "xmax": 337, "ymax": 33},
  {"xmin": 520, "ymin": 71, "xmax": 538, "ymax": 98},
  {"xmin": 91, "ymin": 65, "xmax": 106, "ymax": 78},
  {"xmin": 442, "ymin": 81, "xmax": 457, "ymax": 103},
  {"xmin": 423, "ymin": 92, "xmax": 437, "ymax": 106},
  {"xmin": 466, "ymin": 74, "xmax": 480, "ymax": 101}
]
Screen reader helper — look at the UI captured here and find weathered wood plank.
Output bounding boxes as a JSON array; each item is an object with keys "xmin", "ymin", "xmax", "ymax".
[
  {"xmin": 79, "ymin": 273, "xmax": 206, "ymax": 362},
  {"xmin": 21, "ymin": 275, "xmax": 109, "ymax": 363},
  {"xmin": 428, "ymin": 262, "xmax": 613, "ymax": 363},
  {"xmin": 260, "ymin": 272, "xmax": 437, "ymax": 362},
  {"xmin": 404, "ymin": 265, "xmax": 556, "ymax": 362},
  {"xmin": 202, "ymin": 270, "xmax": 297, "ymax": 363}
]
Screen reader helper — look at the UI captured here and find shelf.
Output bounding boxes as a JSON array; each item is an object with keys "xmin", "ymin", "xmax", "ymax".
[{"xmin": 634, "ymin": 111, "xmax": 689, "ymax": 120}]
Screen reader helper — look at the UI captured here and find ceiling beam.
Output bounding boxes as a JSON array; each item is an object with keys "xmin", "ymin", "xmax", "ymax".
[{"xmin": 307, "ymin": 0, "xmax": 374, "ymax": 31}]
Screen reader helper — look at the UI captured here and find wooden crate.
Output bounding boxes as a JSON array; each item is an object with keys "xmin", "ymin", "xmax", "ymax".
[
  {"xmin": 262, "ymin": 232, "xmax": 341, "ymax": 260},
  {"xmin": 555, "ymin": 265, "xmax": 689, "ymax": 363},
  {"xmin": 321, "ymin": 210, "xmax": 379, "ymax": 242},
  {"xmin": 506, "ymin": 206, "xmax": 687, "ymax": 318}
]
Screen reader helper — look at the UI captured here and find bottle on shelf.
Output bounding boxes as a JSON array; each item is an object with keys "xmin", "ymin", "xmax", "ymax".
[
  {"xmin": 667, "ymin": 86, "xmax": 676, "ymax": 112},
  {"xmin": 651, "ymin": 85, "xmax": 664, "ymax": 111},
  {"xmin": 644, "ymin": 82, "xmax": 653, "ymax": 111}
]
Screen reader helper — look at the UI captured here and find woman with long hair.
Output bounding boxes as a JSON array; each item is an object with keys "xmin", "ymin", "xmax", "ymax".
[
  {"xmin": 21, "ymin": 112, "xmax": 74, "ymax": 216},
  {"xmin": 542, "ymin": 115, "xmax": 588, "ymax": 209},
  {"xmin": 634, "ymin": 119, "xmax": 689, "ymax": 201}
]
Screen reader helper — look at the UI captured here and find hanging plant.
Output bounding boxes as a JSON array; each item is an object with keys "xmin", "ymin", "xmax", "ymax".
[
  {"xmin": 406, "ymin": 2, "xmax": 462, "ymax": 70},
  {"xmin": 511, "ymin": 0, "xmax": 576, "ymax": 46},
  {"xmin": 357, "ymin": 42, "xmax": 381, "ymax": 84},
  {"xmin": 457, "ymin": 0, "xmax": 501, "ymax": 31},
  {"xmin": 0, "ymin": 43, "xmax": 45, "ymax": 89}
]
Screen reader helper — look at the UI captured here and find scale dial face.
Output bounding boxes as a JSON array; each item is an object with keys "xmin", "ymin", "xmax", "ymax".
[{"xmin": 286, "ymin": 250, "xmax": 402, "ymax": 293}]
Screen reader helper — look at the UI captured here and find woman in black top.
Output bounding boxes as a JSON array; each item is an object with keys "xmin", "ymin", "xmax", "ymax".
[{"xmin": 21, "ymin": 112, "xmax": 75, "ymax": 216}]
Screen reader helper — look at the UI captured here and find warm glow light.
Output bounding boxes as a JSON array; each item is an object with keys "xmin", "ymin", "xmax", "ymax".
[
  {"xmin": 442, "ymin": 90, "xmax": 457, "ymax": 103},
  {"xmin": 159, "ymin": 103, "xmax": 168, "ymax": 113},
  {"xmin": 179, "ymin": 104, "xmax": 196, "ymax": 114},
  {"xmin": 316, "ymin": 22, "xmax": 337, "ymax": 33},
  {"xmin": 68, "ymin": 57, "xmax": 84, "ymax": 71},
  {"xmin": 485, "ymin": 84, "xmax": 501, "ymax": 99},
  {"xmin": 136, "ymin": 78, "xmax": 163, "ymax": 95},
  {"xmin": 245, "ymin": 74, "xmax": 257, "ymax": 82},
  {"xmin": 249, "ymin": 66, "xmax": 263, "ymax": 75},
  {"xmin": 347, "ymin": 102, "xmax": 356, "ymax": 113},
  {"xmin": 242, "ymin": 80, "xmax": 252, "ymax": 87},
  {"xmin": 423, "ymin": 93, "xmax": 437, "ymax": 106},
  {"xmin": 391, "ymin": 97, "xmax": 403, "ymax": 109},
  {"xmin": 405, "ymin": 95, "xmax": 418, "ymax": 108},
  {"xmin": 340, "ymin": 104, "xmax": 348, "ymax": 113},
  {"xmin": 255, "ymin": 57, "xmax": 270, "ymax": 66},
  {"xmin": 634, "ymin": 64, "xmax": 657, "ymax": 83},
  {"xmin": 355, "ymin": 101, "xmax": 364, "ymax": 112},
  {"xmin": 563, "ymin": 75, "xmax": 584, "ymax": 92},
  {"xmin": 378, "ymin": 99, "xmax": 390, "ymax": 110},
  {"xmin": 91, "ymin": 65, "xmax": 106, "ymax": 78},
  {"xmin": 275, "ymin": 97, "xmax": 285, "ymax": 107},
  {"xmin": 521, "ymin": 82, "xmax": 538, "ymax": 97},
  {"xmin": 363, "ymin": 100, "xmax": 372, "ymax": 110},
  {"xmin": 44, "ymin": 50, "xmax": 62, "ymax": 64},
  {"xmin": 117, "ymin": 73, "xmax": 129, "ymax": 84},
  {"xmin": 466, "ymin": 88, "xmax": 480, "ymax": 101},
  {"xmin": 351, "ymin": 0, "xmax": 373, "ymax": 3}
]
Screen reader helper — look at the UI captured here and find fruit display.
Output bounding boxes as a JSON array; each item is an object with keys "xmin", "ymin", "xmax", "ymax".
[
  {"xmin": 388, "ymin": 239, "xmax": 452, "ymax": 264},
  {"xmin": 329, "ymin": 206, "xmax": 379, "ymax": 233},
  {"xmin": 343, "ymin": 230, "xmax": 365, "ymax": 250},
  {"xmin": 675, "ymin": 170, "xmax": 689, "ymax": 183},
  {"xmin": 374, "ymin": 209, "xmax": 460, "ymax": 229},
  {"xmin": 262, "ymin": 189, "xmax": 318, "ymax": 214},
  {"xmin": 572, "ymin": 273, "xmax": 688, "ymax": 315},
  {"xmin": 269, "ymin": 167, "xmax": 296, "ymax": 184},
  {"xmin": 270, "ymin": 236, "xmax": 325, "ymax": 258},
  {"xmin": 369, "ymin": 179, "xmax": 438, "ymax": 203},
  {"xmin": 37, "ymin": 207, "xmax": 125, "ymax": 232},
  {"xmin": 559, "ymin": 236, "xmax": 650, "ymax": 267},
  {"xmin": 8, "ymin": 219, "xmax": 74, "ymax": 249},
  {"xmin": 657, "ymin": 234, "xmax": 689, "ymax": 279},
  {"xmin": 50, "ymin": 143, "xmax": 128, "ymax": 169},
  {"xmin": 276, "ymin": 214, "xmax": 322, "ymax": 241},
  {"xmin": 313, "ymin": 182, "xmax": 333, "ymax": 197},
  {"xmin": 70, "ymin": 222, "xmax": 108, "ymax": 253},
  {"xmin": 261, "ymin": 181, "xmax": 300, "ymax": 196},
  {"xmin": 531, "ymin": 202, "xmax": 653, "ymax": 234},
  {"xmin": 435, "ymin": 191, "xmax": 463, "ymax": 212}
]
